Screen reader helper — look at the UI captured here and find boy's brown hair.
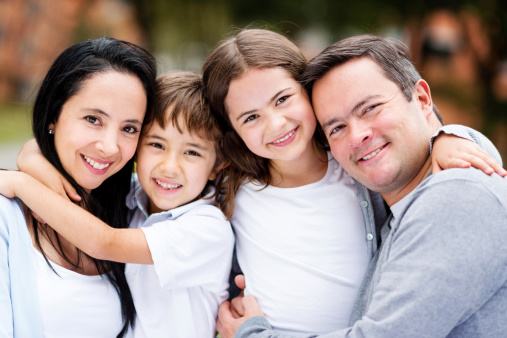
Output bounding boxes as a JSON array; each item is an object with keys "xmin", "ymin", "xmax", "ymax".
[{"xmin": 146, "ymin": 71, "xmax": 229, "ymax": 216}]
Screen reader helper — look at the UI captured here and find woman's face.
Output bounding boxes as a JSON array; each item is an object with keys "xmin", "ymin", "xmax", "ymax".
[
  {"xmin": 50, "ymin": 70, "xmax": 147, "ymax": 192},
  {"xmin": 224, "ymin": 67, "xmax": 317, "ymax": 163}
]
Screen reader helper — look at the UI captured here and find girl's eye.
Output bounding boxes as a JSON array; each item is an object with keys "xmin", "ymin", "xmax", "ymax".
[
  {"xmin": 276, "ymin": 95, "xmax": 290, "ymax": 106},
  {"xmin": 85, "ymin": 115, "xmax": 100, "ymax": 125},
  {"xmin": 150, "ymin": 142, "xmax": 164, "ymax": 150},
  {"xmin": 185, "ymin": 150, "xmax": 201, "ymax": 157},
  {"xmin": 243, "ymin": 114, "xmax": 258, "ymax": 124},
  {"xmin": 123, "ymin": 126, "xmax": 139, "ymax": 134}
]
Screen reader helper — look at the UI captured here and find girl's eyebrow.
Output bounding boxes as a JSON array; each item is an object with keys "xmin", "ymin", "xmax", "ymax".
[{"xmin": 236, "ymin": 87, "xmax": 291, "ymax": 122}]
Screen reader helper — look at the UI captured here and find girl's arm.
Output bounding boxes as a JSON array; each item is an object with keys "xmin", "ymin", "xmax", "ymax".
[
  {"xmin": 0, "ymin": 171, "xmax": 153, "ymax": 264},
  {"xmin": 431, "ymin": 125, "xmax": 506, "ymax": 177}
]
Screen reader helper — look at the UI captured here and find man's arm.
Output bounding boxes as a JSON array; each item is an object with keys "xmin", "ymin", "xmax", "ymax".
[{"xmin": 230, "ymin": 173, "xmax": 507, "ymax": 337}]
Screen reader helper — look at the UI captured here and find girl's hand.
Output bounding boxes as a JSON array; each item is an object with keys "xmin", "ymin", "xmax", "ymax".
[
  {"xmin": 432, "ymin": 134, "xmax": 507, "ymax": 177},
  {"xmin": 17, "ymin": 139, "xmax": 81, "ymax": 201}
]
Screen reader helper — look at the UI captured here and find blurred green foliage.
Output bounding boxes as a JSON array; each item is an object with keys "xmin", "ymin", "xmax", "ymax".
[{"xmin": 0, "ymin": 103, "xmax": 32, "ymax": 142}]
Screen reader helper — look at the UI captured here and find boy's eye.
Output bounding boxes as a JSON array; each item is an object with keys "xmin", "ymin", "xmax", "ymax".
[
  {"xmin": 85, "ymin": 115, "xmax": 100, "ymax": 125},
  {"xmin": 185, "ymin": 150, "xmax": 201, "ymax": 157},
  {"xmin": 123, "ymin": 126, "xmax": 139, "ymax": 134},
  {"xmin": 149, "ymin": 142, "xmax": 164, "ymax": 150},
  {"xmin": 276, "ymin": 95, "xmax": 290, "ymax": 105}
]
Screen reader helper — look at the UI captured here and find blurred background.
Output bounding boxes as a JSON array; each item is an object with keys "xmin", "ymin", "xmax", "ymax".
[{"xmin": 1, "ymin": 0, "xmax": 507, "ymax": 169}]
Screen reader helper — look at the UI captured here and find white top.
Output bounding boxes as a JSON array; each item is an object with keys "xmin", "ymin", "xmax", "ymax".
[
  {"xmin": 125, "ymin": 175, "xmax": 235, "ymax": 338},
  {"xmin": 32, "ymin": 247, "xmax": 125, "ymax": 338},
  {"xmin": 233, "ymin": 153, "xmax": 369, "ymax": 335}
]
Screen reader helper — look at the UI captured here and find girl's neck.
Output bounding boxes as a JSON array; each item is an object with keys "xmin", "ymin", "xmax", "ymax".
[{"xmin": 269, "ymin": 140, "xmax": 328, "ymax": 188}]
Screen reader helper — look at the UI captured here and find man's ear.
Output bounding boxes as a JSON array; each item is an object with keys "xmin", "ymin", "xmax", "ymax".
[
  {"xmin": 209, "ymin": 161, "xmax": 230, "ymax": 181},
  {"xmin": 413, "ymin": 80, "xmax": 433, "ymax": 119}
]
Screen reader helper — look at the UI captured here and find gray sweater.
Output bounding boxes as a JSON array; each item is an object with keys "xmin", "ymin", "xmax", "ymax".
[{"xmin": 236, "ymin": 127, "xmax": 507, "ymax": 338}]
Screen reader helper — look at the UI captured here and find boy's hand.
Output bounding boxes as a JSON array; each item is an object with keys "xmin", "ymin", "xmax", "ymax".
[{"xmin": 432, "ymin": 134, "xmax": 507, "ymax": 177}]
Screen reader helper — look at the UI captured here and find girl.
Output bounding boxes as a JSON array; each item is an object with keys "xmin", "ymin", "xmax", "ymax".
[
  {"xmin": 0, "ymin": 37, "xmax": 156, "ymax": 337},
  {"xmin": 202, "ymin": 29, "xmax": 504, "ymax": 335}
]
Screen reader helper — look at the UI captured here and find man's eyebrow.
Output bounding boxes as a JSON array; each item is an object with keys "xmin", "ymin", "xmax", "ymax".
[
  {"xmin": 321, "ymin": 95, "xmax": 383, "ymax": 131},
  {"xmin": 236, "ymin": 87, "xmax": 291, "ymax": 122}
]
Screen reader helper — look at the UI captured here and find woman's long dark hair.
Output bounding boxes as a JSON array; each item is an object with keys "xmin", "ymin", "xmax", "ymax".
[{"xmin": 31, "ymin": 37, "xmax": 157, "ymax": 337}]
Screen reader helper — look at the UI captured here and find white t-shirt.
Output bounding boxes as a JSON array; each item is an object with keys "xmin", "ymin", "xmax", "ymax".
[
  {"xmin": 233, "ymin": 153, "xmax": 368, "ymax": 335},
  {"xmin": 32, "ymin": 247, "xmax": 125, "ymax": 338},
  {"xmin": 125, "ymin": 175, "xmax": 235, "ymax": 338}
]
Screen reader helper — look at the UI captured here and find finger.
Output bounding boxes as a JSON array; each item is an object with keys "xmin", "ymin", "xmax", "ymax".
[
  {"xmin": 431, "ymin": 157, "xmax": 445, "ymax": 174},
  {"xmin": 62, "ymin": 179, "xmax": 81, "ymax": 201},
  {"xmin": 476, "ymin": 154, "xmax": 507, "ymax": 177},
  {"xmin": 235, "ymin": 274, "xmax": 246, "ymax": 290},
  {"xmin": 243, "ymin": 295, "xmax": 264, "ymax": 317},
  {"xmin": 465, "ymin": 156, "xmax": 494, "ymax": 175},
  {"xmin": 230, "ymin": 294, "xmax": 245, "ymax": 318},
  {"xmin": 31, "ymin": 211, "xmax": 46, "ymax": 224}
]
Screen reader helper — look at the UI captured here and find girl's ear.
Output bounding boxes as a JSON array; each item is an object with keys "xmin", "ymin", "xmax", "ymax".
[{"xmin": 208, "ymin": 161, "xmax": 230, "ymax": 181}]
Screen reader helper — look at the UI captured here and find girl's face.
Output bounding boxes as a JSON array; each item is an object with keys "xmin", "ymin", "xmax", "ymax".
[
  {"xmin": 50, "ymin": 70, "xmax": 147, "ymax": 192},
  {"xmin": 224, "ymin": 67, "xmax": 317, "ymax": 164}
]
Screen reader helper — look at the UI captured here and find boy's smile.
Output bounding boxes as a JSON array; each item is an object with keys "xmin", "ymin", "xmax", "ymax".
[{"xmin": 135, "ymin": 118, "xmax": 221, "ymax": 214}]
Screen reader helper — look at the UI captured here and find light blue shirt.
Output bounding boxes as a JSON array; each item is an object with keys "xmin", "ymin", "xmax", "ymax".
[{"xmin": 0, "ymin": 196, "xmax": 42, "ymax": 337}]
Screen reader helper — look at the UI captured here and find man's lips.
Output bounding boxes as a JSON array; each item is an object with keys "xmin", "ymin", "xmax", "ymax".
[{"xmin": 358, "ymin": 144, "xmax": 387, "ymax": 161}]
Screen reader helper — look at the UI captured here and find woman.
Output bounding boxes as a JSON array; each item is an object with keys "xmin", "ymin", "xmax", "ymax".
[{"xmin": 0, "ymin": 37, "xmax": 156, "ymax": 337}]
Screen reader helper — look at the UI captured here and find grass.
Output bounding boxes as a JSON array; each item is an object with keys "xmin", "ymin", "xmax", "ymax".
[{"xmin": 0, "ymin": 103, "xmax": 33, "ymax": 143}]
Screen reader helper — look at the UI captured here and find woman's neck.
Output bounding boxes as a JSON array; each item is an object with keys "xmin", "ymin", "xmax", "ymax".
[
  {"xmin": 269, "ymin": 140, "xmax": 328, "ymax": 188},
  {"xmin": 23, "ymin": 201, "xmax": 101, "ymax": 276}
]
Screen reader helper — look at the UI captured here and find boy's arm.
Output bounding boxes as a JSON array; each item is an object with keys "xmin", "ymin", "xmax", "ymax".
[
  {"xmin": 431, "ymin": 125, "xmax": 506, "ymax": 176},
  {"xmin": 0, "ymin": 171, "xmax": 153, "ymax": 264},
  {"xmin": 17, "ymin": 139, "xmax": 81, "ymax": 201}
]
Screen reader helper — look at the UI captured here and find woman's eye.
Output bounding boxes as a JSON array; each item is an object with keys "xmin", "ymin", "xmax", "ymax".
[
  {"xmin": 123, "ymin": 126, "xmax": 139, "ymax": 134},
  {"xmin": 276, "ymin": 95, "xmax": 289, "ymax": 105},
  {"xmin": 85, "ymin": 115, "xmax": 100, "ymax": 125},
  {"xmin": 185, "ymin": 150, "xmax": 201, "ymax": 157}
]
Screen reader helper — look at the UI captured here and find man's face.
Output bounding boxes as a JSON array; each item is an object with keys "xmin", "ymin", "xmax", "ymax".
[{"xmin": 312, "ymin": 57, "xmax": 434, "ymax": 205}]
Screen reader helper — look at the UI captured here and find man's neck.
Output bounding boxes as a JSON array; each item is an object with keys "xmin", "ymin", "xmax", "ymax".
[{"xmin": 382, "ymin": 157, "xmax": 433, "ymax": 206}]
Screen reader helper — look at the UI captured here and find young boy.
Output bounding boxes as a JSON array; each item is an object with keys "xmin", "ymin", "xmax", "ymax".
[{"xmin": 1, "ymin": 72, "xmax": 234, "ymax": 337}]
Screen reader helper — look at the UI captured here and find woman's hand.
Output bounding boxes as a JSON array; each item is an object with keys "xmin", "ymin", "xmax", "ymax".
[{"xmin": 432, "ymin": 134, "xmax": 507, "ymax": 177}]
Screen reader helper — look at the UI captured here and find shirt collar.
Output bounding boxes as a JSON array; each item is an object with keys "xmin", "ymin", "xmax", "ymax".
[{"xmin": 126, "ymin": 174, "xmax": 216, "ymax": 219}]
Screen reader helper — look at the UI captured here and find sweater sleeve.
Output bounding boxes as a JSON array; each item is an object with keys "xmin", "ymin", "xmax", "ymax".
[
  {"xmin": 430, "ymin": 124, "xmax": 503, "ymax": 166},
  {"xmin": 0, "ymin": 198, "xmax": 14, "ymax": 338}
]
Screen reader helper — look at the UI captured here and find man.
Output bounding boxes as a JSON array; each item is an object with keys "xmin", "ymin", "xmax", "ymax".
[{"xmin": 218, "ymin": 35, "xmax": 507, "ymax": 337}]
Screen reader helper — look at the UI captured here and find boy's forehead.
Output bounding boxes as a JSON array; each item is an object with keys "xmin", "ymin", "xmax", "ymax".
[{"xmin": 142, "ymin": 120, "xmax": 216, "ymax": 147}]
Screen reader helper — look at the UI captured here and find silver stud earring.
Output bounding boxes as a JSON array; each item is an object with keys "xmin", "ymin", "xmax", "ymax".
[{"xmin": 49, "ymin": 129, "xmax": 53, "ymax": 134}]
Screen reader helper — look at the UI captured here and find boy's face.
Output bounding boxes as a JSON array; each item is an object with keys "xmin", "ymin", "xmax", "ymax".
[{"xmin": 136, "ymin": 119, "xmax": 220, "ymax": 214}]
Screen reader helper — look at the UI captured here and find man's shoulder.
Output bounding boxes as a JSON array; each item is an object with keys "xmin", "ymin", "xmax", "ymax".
[
  {"xmin": 422, "ymin": 168, "xmax": 507, "ymax": 201},
  {"xmin": 399, "ymin": 168, "xmax": 507, "ymax": 221}
]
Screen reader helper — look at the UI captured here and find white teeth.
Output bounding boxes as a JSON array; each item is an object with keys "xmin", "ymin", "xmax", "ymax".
[
  {"xmin": 273, "ymin": 130, "xmax": 295, "ymax": 144},
  {"xmin": 83, "ymin": 155, "xmax": 110, "ymax": 170},
  {"xmin": 155, "ymin": 179, "xmax": 182, "ymax": 190},
  {"xmin": 362, "ymin": 146, "xmax": 384, "ymax": 160}
]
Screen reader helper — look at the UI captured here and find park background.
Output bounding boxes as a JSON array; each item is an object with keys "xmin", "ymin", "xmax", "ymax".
[{"xmin": 1, "ymin": 0, "xmax": 507, "ymax": 169}]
